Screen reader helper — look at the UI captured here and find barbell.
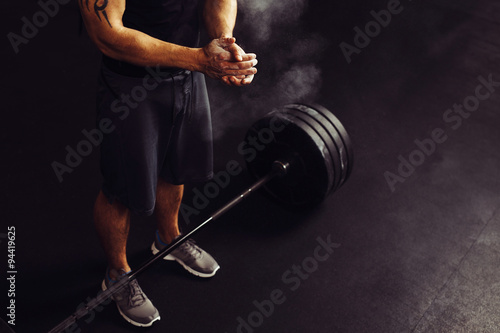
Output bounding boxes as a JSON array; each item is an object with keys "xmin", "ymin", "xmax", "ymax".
[{"xmin": 47, "ymin": 102, "xmax": 353, "ymax": 333}]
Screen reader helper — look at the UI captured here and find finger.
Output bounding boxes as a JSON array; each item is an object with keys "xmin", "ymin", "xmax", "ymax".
[
  {"xmin": 225, "ymin": 67, "xmax": 258, "ymax": 77},
  {"xmin": 216, "ymin": 51, "xmax": 256, "ymax": 62},
  {"xmin": 223, "ymin": 59, "xmax": 258, "ymax": 70},
  {"xmin": 221, "ymin": 76, "xmax": 232, "ymax": 85},
  {"xmin": 224, "ymin": 77, "xmax": 243, "ymax": 87},
  {"xmin": 221, "ymin": 74, "xmax": 255, "ymax": 87},
  {"xmin": 240, "ymin": 53, "xmax": 257, "ymax": 61},
  {"xmin": 222, "ymin": 75, "xmax": 244, "ymax": 87},
  {"xmin": 229, "ymin": 75, "xmax": 241, "ymax": 85},
  {"xmin": 229, "ymin": 75, "xmax": 254, "ymax": 87},
  {"xmin": 242, "ymin": 74, "xmax": 255, "ymax": 85},
  {"xmin": 219, "ymin": 36, "xmax": 236, "ymax": 47},
  {"xmin": 219, "ymin": 36, "xmax": 235, "ymax": 43},
  {"xmin": 227, "ymin": 43, "xmax": 244, "ymax": 62},
  {"xmin": 232, "ymin": 75, "xmax": 254, "ymax": 86}
]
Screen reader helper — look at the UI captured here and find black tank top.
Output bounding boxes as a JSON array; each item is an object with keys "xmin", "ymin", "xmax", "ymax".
[
  {"xmin": 102, "ymin": 0, "xmax": 201, "ymax": 76},
  {"xmin": 123, "ymin": 0, "xmax": 201, "ymax": 47}
]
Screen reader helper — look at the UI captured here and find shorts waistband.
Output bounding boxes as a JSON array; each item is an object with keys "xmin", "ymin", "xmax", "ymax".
[{"xmin": 102, "ymin": 56, "xmax": 188, "ymax": 78}]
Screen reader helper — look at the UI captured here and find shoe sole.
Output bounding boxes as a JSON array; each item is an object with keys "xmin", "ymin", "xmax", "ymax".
[
  {"xmin": 101, "ymin": 280, "xmax": 161, "ymax": 327},
  {"xmin": 151, "ymin": 242, "xmax": 220, "ymax": 278}
]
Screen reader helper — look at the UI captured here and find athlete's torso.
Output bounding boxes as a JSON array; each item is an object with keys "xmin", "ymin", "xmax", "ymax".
[{"xmin": 123, "ymin": 0, "xmax": 201, "ymax": 47}]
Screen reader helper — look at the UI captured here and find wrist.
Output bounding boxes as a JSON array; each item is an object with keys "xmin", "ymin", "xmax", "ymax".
[{"xmin": 191, "ymin": 47, "xmax": 207, "ymax": 73}]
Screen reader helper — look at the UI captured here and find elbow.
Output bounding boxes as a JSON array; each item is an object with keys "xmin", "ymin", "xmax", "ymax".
[
  {"xmin": 89, "ymin": 29, "xmax": 126, "ymax": 61},
  {"xmin": 94, "ymin": 36, "xmax": 122, "ymax": 60}
]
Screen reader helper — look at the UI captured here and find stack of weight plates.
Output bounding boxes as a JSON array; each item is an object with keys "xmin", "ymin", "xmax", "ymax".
[{"xmin": 245, "ymin": 103, "xmax": 354, "ymax": 207}]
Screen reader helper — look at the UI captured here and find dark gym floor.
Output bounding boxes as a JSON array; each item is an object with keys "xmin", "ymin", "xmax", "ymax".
[{"xmin": 2, "ymin": 0, "xmax": 500, "ymax": 332}]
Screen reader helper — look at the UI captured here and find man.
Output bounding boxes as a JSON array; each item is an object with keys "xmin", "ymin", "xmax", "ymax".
[{"xmin": 78, "ymin": 0, "xmax": 257, "ymax": 327}]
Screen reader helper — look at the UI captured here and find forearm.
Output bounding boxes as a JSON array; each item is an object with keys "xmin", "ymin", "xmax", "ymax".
[
  {"xmin": 79, "ymin": 0, "xmax": 203, "ymax": 71},
  {"xmin": 204, "ymin": 0, "xmax": 237, "ymax": 38},
  {"xmin": 94, "ymin": 26, "xmax": 203, "ymax": 71}
]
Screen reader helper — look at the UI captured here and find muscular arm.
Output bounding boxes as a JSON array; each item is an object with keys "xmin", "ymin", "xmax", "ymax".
[
  {"xmin": 204, "ymin": 0, "xmax": 237, "ymax": 39},
  {"xmin": 79, "ymin": 0, "xmax": 256, "ymax": 79}
]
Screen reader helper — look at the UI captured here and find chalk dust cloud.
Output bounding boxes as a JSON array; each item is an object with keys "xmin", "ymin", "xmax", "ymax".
[{"xmin": 208, "ymin": 0, "xmax": 329, "ymax": 141}]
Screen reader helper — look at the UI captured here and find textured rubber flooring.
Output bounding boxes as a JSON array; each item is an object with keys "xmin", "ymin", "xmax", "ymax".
[{"xmin": 1, "ymin": 1, "xmax": 500, "ymax": 332}]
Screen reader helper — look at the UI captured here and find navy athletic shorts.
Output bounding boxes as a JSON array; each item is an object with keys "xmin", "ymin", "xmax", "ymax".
[{"xmin": 96, "ymin": 63, "xmax": 213, "ymax": 216}]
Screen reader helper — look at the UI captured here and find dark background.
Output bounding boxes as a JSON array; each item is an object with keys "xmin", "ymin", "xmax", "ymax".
[{"xmin": 1, "ymin": 0, "xmax": 500, "ymax": 332}]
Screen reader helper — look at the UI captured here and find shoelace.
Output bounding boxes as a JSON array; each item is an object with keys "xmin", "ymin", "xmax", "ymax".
[
  {"xmin": 127, "ymin": 279, "xmax": 146, "ymax": 307},
  {"xmin": 177, "ymin": 239, "xmax": 203, "ymax": 259}
]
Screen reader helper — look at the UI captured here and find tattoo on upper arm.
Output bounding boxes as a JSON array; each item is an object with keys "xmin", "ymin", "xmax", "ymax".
[
  {"xmin": 95, "ymin": 0, "xmax": 112, "ymax": 27},
  {"xmin": 81, "ymin": 0, "xmax": 112, "ymax": 28}
]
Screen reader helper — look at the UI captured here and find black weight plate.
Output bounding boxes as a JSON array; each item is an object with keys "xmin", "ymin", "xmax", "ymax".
[
  {"xmin": 245, "ymin": 112, "xmax": 332, "ymax": 206},
  {"xmin": 252, "ymin": 113, "xmax": 331, "ymax": 206},
  {"xmin": 309, "ymin": 103, "xmax": 354, "ymax": 183},
  {"xmin": 280, "ymin": 108, "xmax": 339, "ymax": 194},
  {"xmin": 284, "ymin": 104, "xmax": 347, "ymax": 192},
  {"xmin": 296, "ymin": 103, "xmax": 354, "ymax": 185}
]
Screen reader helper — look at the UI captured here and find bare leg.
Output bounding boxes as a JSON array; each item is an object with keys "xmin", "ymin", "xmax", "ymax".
[
  {"xmin": 94, "ymin": 190, "xmax": 131, "ymax": 279},
  {"xmin": 155, "ymin": 178, "xmax": 184, "ymax": 244},
  {"xmin": 154, "ymin": 178, "xmax": 220, "ymax": 277}
]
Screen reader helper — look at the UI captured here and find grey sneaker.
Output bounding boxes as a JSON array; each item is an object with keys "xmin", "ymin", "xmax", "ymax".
[
  {"xmin": 102, "ymin": 269, "xmax": 160, "ymax": 327},
  {"xmin": 151, "ymin": 231, "xmax": 220, "ymax": 278}
]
